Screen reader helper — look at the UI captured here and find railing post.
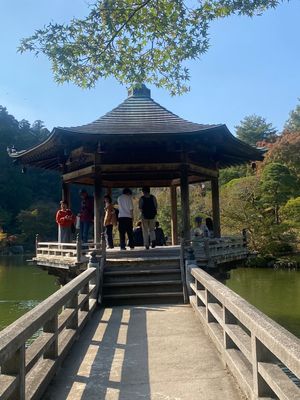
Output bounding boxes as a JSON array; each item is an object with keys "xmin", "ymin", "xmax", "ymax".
[
  {"xmin": 35, "ymin": 234, "xmax": 39, "ymax": 257},
  {"xmin": 2, "ymin": 345, "xmax": 26, "ymax": 399},
  {"xmin": 179, "ymin": 239, "xmax": 190, "ymax": 304},
  {"xmin": 43, "ymin": 314, "xmax": 59, "ymax": 359},
  {"xmin": 242, "ymin": 229, "xmax": 247, "ymax": 248},
  {"xmin": 88, "ymin": 251, "xmax": 100, "ymax": 306},
  {"xmin": 204, "ymin": 239, "xmax": 210, "ymax": 258},
  {"xmin": 252, "ymin": 335, "xmax": 275, "ymax": 397},
  {"xmin": 76, "ymin": 233, "xmax": 81, "ymax": 263},
  {"xmin": 66, "ymin": 293, "xmax": 79, "ymax": 330}
]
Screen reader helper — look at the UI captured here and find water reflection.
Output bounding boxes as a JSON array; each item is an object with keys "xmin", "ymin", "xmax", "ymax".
[
  {"xmin": 225, "ymin": 267, "xmax": 300, "ymax": 338},
  {"xmin": 0, "ymin": 256, "xmax": 58, "ymax": 330}
]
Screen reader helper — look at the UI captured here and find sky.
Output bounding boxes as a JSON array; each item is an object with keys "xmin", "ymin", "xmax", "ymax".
[{"xmin": 0, "ymin": 0, "xmax": 300, "ymax": 134}]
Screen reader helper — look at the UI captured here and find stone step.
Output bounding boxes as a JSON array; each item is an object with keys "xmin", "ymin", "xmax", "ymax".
[
  {"xmin": 103, "ymin": 283, "xmax": 183, "ymax": 295},
  {"xmin": 104, "ymin": 272, "xmax": 181, "ymax": 283},
  {"xmin": 104, "ymin": 263, "xmax": 180, "ymax": 273},
  {"xmin": 102, "ymin": 291, "xmax": 184, "ymax": 305},
  {"xmin": 103, "ymin": 280, "xmax": 182, "ymax": 287},
  {"xmin": 104, "ymin": 268, "xmax": 181, "ymax": 276}
]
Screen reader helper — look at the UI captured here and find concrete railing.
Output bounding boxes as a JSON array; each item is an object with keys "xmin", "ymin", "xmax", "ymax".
[
  {"xmin": 35, "ymin": 235, "xmax": 104, "ymax": 264},
  {"xmin": 0, "ymin": 268, "xmax": 98, "ymax": 400},
  {"xmin": 185, "ymin": 235, "xmax": 248, "ymax": 264},
  {"xmin": 188, "ymin": 265, "xmax": 300, "ymax": 400}
]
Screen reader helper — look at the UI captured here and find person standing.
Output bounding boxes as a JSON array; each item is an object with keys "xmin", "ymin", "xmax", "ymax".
[
  {"xmin": 104, "ymin": 195, "xmax": 117, "ymax": 249},
  {"xmin": 79, "ymin": 189, "xmax": 94, "ymax": 243},
  {"xmin": 117, "ymin": 188, "xmax": 134, "ymax": 250},
  {"xmin": 139, "ymin": 187, "xmax": 157, "ymax": 249},
  {"xmin": 56, "ymin": 201, "xmax": 75, "ymax": 243}
]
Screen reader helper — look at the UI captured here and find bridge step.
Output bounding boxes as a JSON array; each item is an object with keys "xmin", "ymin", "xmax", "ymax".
[
  {"xmin": 104, "ymin": 280, "xmax": 182, "ymax": 287},
  {"xmin": 102, "ymin": 261, "xmax": 184, "ymax": 305}
]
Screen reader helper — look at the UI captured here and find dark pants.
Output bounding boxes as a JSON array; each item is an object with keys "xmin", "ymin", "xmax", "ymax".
[
  {"xmin": 118, "ymin": 217, "xmax": 134, "ymax": 249},
  {"xmin": 80, "ymin": 221, "xmax": 91, "ymax": 243},
  {"xmin": 105, "ymin": 224, "xmax": 114, "ymax": 248}
]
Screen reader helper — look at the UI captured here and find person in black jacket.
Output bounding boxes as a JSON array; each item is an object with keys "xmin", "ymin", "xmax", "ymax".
[
  {"xmin": 139, "ymin": 187, "xmax": 158, "ymax": 249},
  {"xmin": 155, "ymin": 221, "xmax": 166, "ymax": 246}
]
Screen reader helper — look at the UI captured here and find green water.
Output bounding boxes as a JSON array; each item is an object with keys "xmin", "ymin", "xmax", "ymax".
[
  {"xmin": 1, "ymin": 258, "xmax": 300, "ymax": 339},
  {"xmin": 225, "ymin": 268, "xmax": 300, "ymax": 338},
  {"xmin": 0, "ymin": 256, "xmax": 58, "ymax": 331}
]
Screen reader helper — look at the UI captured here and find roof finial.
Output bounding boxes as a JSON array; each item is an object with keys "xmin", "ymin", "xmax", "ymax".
[{"xmin": 128, "ymin": 84, "xmax": 151, "ymax": 98}]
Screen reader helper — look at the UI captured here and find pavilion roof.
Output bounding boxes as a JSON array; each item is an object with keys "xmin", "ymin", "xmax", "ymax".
[
  {"xmin": 10, "ymin": 85, "xmax": 264, "ymax": 172},
  {"xmin": 61, "ymin": 85, "xmax": 219, "ymax": 136}
]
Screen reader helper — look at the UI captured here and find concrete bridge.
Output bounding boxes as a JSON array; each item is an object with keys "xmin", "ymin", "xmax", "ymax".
[{"xmin": 1, "ymin": 244, "xmax": 300, "ymax": 400}]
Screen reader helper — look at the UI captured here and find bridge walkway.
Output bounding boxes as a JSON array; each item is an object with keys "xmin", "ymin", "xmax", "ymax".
[{"xmin": 44, "ymin": 304, "xmax": 244, "ymax": 400}]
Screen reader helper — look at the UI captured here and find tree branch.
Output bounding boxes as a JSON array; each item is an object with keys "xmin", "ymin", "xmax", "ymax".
[{"xmin": 98, "ymin": 0, "xmax": 154, "ymax": 58}]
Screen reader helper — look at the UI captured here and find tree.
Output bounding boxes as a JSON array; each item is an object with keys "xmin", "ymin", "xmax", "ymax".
[
  {"xmin": 235, "ymin": 115, "xmax": 277, "ymax": 146},
  {"xmin": 19, "ymin": 0, "xmax": 282, "ymax": 95},
  {"xmin": 219, "ymin": 164, "xmax": 249, "ymax": 186},
  {"xmin": 281, "ymin": 197, "xmax": 300, "ymax": 229},
  {"xmin": 264, "ymin": 131, "xmax": 300, "ymax": 178},
  {"xmin": 260, "ymin": 162, "xmax": 298, "ymax": 224},
  {"xmin": 0, "ymin": 105, "xmax": 60, "ymax": 240},
  {"xmin": 17, "ymin": 202, "xmax": 58, "ymax": 248},
  {"xmin": 284, "ymin": 102, "xmax": 300, "ymax": 132}
]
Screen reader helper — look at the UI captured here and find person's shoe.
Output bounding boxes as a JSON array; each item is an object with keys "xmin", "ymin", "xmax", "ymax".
[
  {"xmin": 120, "ymin": 247, "xmax": 126, "ymax": 250},
  {"xmin": 145, "ymin": 246, "xmax": 149, "ymax": 250},
  {"xmin": 107, "ymin": 246, "xmax": 114, "ymax": 249},
  {"xmin": 151, "ymin": 241, "xmax": 156, "ymax": 248},
  {"xmin": 130, "ymin": 246, "xmax": 135, "ymax": 250}
]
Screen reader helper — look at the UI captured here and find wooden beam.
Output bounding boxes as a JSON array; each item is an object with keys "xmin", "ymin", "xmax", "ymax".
[
  {"xmin": 180, "ymin": 164, "xmax": 190, "ymax": 241},
  {"xmin": 211, "ymin": 177, "xmax": 221, "ymax": 238},
  {"xmin": 62, "ymin": 182, "xmax": 71, "ymax": 207},
  {"xmin": 94, "ymin": 178, "xmax": 103, "ymax": 244},
  {"xmin": 171, "ymin": 175, "xmax": 204, "ymax": 186},
  {"xmin": 170, "ymin": 186, "xmax": 178, "ymax": 245},
  {"xmin": 63, "ymin": 165, "xmax": 95, "ymax": 182},
  {"xmin": 189, "ymin": 163, "xmax": 219, "ymax": 178},
  {"xmin": 100, "ymin": 163, "xmax": 181, "ymax": 172}
]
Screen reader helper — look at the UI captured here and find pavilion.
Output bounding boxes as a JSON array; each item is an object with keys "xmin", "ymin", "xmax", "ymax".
[{"xmin": 11, "ymin": 85, "xmax": 263, "ymax": 244}]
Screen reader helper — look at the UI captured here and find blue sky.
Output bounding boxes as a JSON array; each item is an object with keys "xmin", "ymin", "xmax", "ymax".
[{"xmin": 0, "ymin": 0, "xmax": 299, "ymax": 134}]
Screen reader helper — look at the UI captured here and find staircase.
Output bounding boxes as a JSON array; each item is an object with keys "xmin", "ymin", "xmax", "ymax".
[{"xmin": 102, "ymin": 257, "xmax": 184, "ymax": 305}]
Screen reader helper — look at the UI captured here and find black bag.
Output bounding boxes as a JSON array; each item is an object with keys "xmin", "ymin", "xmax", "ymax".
[{"xmin": 141, "ymin": 195, "xmax": 157, "ymax": 219}]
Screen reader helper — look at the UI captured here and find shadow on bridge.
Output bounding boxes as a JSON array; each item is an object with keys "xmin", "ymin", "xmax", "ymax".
[{"xmin": 44, "ymin": 306, "xmax": 163, "ymax": 399}]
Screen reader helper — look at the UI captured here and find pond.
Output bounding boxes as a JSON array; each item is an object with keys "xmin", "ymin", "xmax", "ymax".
[
  {"xmin": 0, "ymin": 256, "xmax": 58, "ymax": 331},
  {"xmin": 1, "ymin": 258, "xmax": 300, "ymax": 340},
  {"xmin": 225, "ymin": 267, "xmax": 300, "ymax": 338}
]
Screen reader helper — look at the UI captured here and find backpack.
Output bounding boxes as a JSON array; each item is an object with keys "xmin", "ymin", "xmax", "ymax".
[{"xmin": 141, "ymin": 195, "xmax": 157, "ymax": 219}]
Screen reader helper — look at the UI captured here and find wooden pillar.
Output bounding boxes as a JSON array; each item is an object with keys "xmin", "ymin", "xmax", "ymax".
[
  {"xmin": 62, "ymin": 181, "xmax": 70, "ymax": 206},
  {"xmin": 94, "ymin": 174, "xmax": 104, "ymax": 244},
  {"xmin": 180, "ymin": 164, "xmax": 190, "ymax": 240},
  {"xmin": 170, "ymin": 186, "xmax": 178, "ymax": 245},
  {"xmin": 211, "ymin": 177, "xmax": 221, "ymax": 238}
]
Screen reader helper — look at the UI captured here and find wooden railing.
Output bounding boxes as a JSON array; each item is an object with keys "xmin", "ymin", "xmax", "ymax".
[
  {"xmin": 188, "ymin": 266, "xmax": 300, "ymax": 399},
  {"xmin": 35, "ymin": 234, "xmax": 105, "ymax": 265},
  {"xmin": 0, "ymin": 268, "xmax": 98, "ymax": 400}
]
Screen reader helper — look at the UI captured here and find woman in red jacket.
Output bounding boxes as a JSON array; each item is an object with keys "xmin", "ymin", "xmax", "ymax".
[{"xmin": 55, "ymin": 201, "xmax": 75, "ymax": 243}]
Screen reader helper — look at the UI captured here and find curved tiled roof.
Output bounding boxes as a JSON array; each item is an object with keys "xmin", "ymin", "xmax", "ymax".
[
  {"xmin": 60, "ymin": 85, "xmax": 219, "ymax": 135},
  {"xmin": 10, "ymin": 85, "xmax": 264, "ymax": 171}
]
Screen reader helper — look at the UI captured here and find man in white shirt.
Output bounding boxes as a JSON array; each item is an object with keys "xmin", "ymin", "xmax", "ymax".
[{"xmin": 117, "ymin": 188, "xmax": 134, "ymax": 250}]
